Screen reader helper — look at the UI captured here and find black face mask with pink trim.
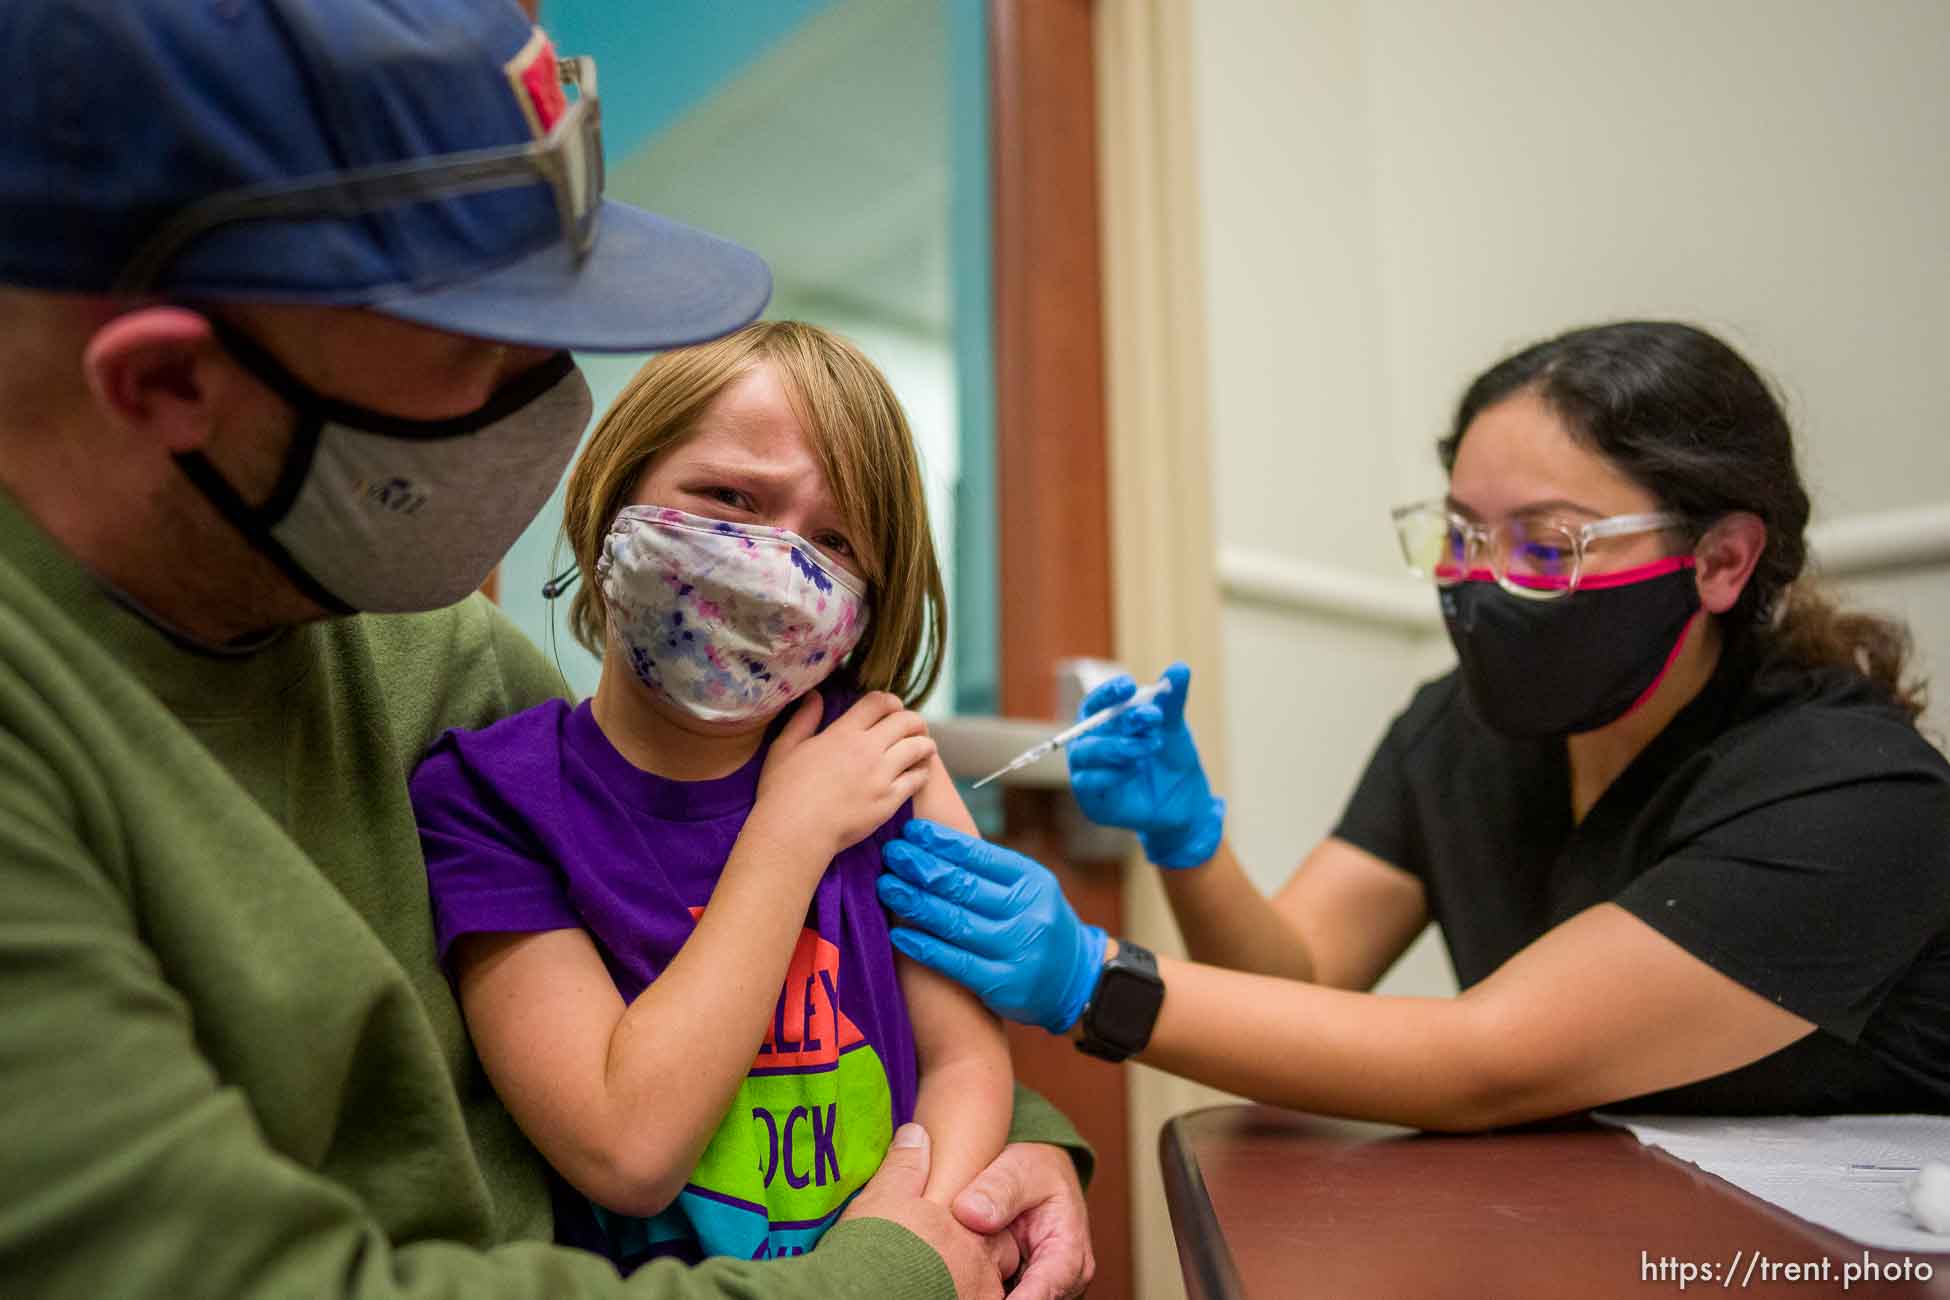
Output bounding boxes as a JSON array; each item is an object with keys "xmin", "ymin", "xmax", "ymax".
[{"xmin": 1438, "ymin": 557, "xmax": 1703, "ymax": 739}]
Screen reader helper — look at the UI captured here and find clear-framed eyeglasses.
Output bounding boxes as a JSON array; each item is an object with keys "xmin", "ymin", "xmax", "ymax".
[
  {"xmin": 117, "ymin": 55, "xmax": 603, "ymax": 294},
  {"xmin": 1389, "ymin": 500, "xmax": 1687, "ymax": 601}
]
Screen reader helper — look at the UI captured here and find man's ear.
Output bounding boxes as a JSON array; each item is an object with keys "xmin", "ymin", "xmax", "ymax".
[
  {"xmin": 1694, "ymin": 512, "xmax": 1767, "ymax": 615},
  {"xmin": 80, "ymin": 308, "xmax": 233, "ymax": 455}
]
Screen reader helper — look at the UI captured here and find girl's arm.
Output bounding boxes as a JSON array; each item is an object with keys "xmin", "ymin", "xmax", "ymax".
[
  {"xmin": 901, "ymin": 754, "xmax": 1013, "ymax": 1205},
  {"xmin": 455, "ymin": 692, "xmax": 935, "ymax": 1217},
  {"xmin": 455, "ymin": 852, "xmax": 813, "ymax": 1218}
]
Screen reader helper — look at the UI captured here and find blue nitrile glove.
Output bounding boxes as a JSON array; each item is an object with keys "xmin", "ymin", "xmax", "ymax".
[
  {"xmin": 878, "ymin": 819, "xmax": 1107, "ymax": 1035},
  {"xmin": 1065, "ymin": 661, "xmax": 1225, "ymax": 868}
]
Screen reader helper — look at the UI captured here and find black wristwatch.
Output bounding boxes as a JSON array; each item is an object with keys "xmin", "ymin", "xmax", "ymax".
[{"xmin": 1075, "ymin": 939, "xmax": 1164, "ymax": 1062}]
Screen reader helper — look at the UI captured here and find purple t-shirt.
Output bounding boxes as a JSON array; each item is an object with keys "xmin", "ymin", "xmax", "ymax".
[{"xmin": 409, "ymin": 694, "xmax": 919, "ymax": 1266}]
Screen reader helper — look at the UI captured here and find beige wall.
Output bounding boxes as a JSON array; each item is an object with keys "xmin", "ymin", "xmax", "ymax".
[
  {"xmin": 1193, "ymin": 0, "xmax": 1950, "ymax": 951},
  {"xmin": 1099, "ymin": 4, "xmax": 1949, "ymax": 1294}
]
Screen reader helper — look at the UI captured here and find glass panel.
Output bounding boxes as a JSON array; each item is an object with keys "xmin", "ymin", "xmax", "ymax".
[{"xmin": 498, "ymin": 0, "xmax": 996, "ymax": 726}]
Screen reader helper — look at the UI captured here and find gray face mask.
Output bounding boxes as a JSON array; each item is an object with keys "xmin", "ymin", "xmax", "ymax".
[{"xmin": 180, "ymin": 317, "xmax": 593, "ymax": 614}]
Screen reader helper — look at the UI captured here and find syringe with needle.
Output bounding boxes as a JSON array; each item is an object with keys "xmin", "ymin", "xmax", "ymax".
[{"xmin": 970, "ymin": 677, "xmax": 1173, "ymax": 790}]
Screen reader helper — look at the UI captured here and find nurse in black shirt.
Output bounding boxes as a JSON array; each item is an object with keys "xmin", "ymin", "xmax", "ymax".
[{"xmin": 880, "ymin": 320, "xmax": 1950, "ymax": 1125}]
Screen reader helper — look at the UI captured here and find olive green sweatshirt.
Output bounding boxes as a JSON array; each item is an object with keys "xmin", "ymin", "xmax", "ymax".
[{"xmin": 0, "ymin": 493, "xmax": 1085, "ymax": 1299}]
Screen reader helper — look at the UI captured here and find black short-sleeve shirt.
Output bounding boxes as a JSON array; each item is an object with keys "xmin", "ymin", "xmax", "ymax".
[{"xmin": 1333, "ymin": 646, "xmax": 1950, "ymax": 1114}]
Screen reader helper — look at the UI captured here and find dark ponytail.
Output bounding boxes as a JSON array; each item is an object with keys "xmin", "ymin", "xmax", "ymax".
[{"xmin": 1439, "ymin": 321, "xmax": 1927, "ymax": 723}]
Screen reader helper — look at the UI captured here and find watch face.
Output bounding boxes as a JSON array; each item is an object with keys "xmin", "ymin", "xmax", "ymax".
[{"xmin": 1090, "ymin": 963, "xmax": 1165, "ymax": 1054}]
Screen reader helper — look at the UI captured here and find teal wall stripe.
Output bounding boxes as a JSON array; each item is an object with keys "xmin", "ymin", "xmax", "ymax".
[{"xmin": 948, "ymin": 0, "xmax": 999, "ymax": 719}]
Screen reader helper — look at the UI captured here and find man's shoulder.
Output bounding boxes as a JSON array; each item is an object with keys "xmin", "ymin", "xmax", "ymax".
[
  {"xmin": 351, "ymin": 594, "xmax": 553, "ymax": 688},
  {"xmin": 337, "ymin": 595, "xmax": 571, "ymax": 766}
]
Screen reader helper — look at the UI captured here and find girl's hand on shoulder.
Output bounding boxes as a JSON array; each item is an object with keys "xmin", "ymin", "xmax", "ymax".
[{"xmin": 754, "ymin": 690, "xmax": 936, "ymax": 858}]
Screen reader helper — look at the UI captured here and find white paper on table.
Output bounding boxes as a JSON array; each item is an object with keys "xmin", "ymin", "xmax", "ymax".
[{"xmin": 1594, "ymin": 1113, "xmax": 1950, "ymax": 1253}]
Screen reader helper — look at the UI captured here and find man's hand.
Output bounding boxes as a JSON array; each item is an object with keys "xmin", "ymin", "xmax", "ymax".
[
  {"xmin": 954, "ymin": 1142, "xmax": 1095, "ymax": 1300},
  {"xmin": 842, "ymin": 1124, "xmax": 1018, "ymax": 1299}
]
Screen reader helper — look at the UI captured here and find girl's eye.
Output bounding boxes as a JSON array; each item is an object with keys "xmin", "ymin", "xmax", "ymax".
[
  {"xmin": 702, "ymin": 486, "xmax": 752, "ymax": 510},
  {"xmin": 815, "ymin": 533, "xmax": 854, "ymax": 558}
]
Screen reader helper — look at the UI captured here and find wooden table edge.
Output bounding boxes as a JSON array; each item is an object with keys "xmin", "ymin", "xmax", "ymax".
[
  {"xmin": 1160, "ymin": 1112, "xmax": 1248, "ymax": 1300},
  {"xmin": 1159, "ymin": 1103, "xmax": 1950, "ymax": 1300}
]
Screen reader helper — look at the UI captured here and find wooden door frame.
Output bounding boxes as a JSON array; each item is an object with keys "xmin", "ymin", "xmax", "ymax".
[
  {"xmin": 988, "ymin": 4, "xmax": 1132, "ymax": 1298},
  {"xmin": 991, "ymin": 2, "xmax": 1112, "ymax": 723}
]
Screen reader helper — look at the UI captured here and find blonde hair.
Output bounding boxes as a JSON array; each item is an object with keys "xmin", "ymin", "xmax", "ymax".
[{"xmin": 561, "ymin": 320, "xmax": 947, "ymax": 706}]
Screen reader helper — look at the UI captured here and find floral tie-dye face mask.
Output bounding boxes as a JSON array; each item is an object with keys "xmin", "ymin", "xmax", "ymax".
[{"xmin": 598, "ymin": 505, "xmax": 870, "ymax": 724}]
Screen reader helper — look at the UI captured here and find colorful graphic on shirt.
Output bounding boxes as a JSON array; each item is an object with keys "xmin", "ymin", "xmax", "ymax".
[{"xmin": 596, "ymin": 917, "xmax": 895, "ymax": 1261}]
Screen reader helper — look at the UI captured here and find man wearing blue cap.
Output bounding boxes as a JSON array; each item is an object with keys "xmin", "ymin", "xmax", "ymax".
[{"xmin": 0, "ymin": 2, "xmax": 1092, "ymax": 1297}]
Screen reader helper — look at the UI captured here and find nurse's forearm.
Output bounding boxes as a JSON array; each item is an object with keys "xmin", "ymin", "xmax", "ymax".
[
  {"xmin": 1159, "ymin": 842, "xmax": 1318, "ymax": 982},
  {"xmin": 1132, "ymin": 955, "xmax": 1513, "ymax": 1131},
  {"xmin": 1129, "ymin": 903, "xmax": 1818, "ymax": 1134}
]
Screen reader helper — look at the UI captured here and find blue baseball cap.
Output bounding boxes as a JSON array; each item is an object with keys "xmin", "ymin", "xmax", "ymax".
[{"xmin": 0, "ymin": 0, "xmax": 771, "ymax": 353}]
